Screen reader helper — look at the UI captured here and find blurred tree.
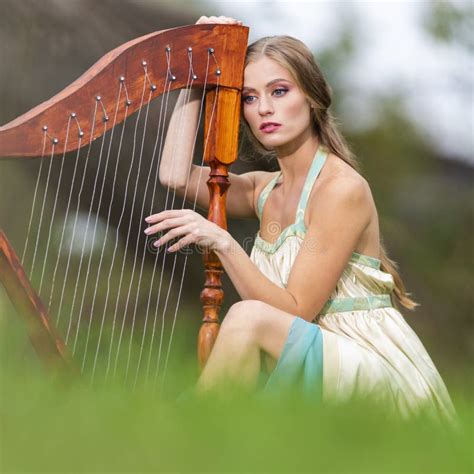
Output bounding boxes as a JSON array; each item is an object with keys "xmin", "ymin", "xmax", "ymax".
[{"xmin": 423, "ymin": 0, "xmax": 473, "ymax": 51}]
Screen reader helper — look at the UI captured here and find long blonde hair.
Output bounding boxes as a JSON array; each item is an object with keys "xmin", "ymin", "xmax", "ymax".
[{"xmin": 243, "ymin": 35, "xmax": 418, "ymax": 311}]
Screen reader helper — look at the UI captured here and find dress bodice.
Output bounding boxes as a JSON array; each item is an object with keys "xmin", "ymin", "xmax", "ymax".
[{"xmin": 249, "ymin": 146, "xmax": 396, "ymax": 317}]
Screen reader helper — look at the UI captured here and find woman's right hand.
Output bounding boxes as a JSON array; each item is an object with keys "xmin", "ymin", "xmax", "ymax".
[{"xmin": 196, "ymin": 15, "xmax": 242, "ymax": 25}]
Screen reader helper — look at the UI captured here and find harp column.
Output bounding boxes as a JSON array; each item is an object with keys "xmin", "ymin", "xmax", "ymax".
[
  {"xmin": 198, "ymin": 86, "xmax": 241, "ymax": 370},
  {"xmin": 0, "ymin": 230, "xmax": 73, "ymax": 373}
]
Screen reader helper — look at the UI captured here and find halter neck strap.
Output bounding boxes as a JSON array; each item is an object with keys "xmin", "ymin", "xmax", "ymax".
[
  {"xmin": 294, "ymin": 146, "xmax": 328, "ymax": 223},
  {"xmin": 256, "ymin": 146, "xmax": 329, "ymax": 224}
]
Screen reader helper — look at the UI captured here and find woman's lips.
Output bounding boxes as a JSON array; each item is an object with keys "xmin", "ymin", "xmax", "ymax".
[{"xmin": 260, "ymin": 123, "xmax": 282, "ymax": 133}]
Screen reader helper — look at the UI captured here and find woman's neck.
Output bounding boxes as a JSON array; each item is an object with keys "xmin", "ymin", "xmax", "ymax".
[{"xmin": 274, "ymin": 134, "xmax": 321, "ymax": 189}]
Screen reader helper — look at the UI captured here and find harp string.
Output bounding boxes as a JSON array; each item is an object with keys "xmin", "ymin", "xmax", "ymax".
[
  {"xmin": 109, "ymin": 66, "xmax": 166, "ymax": 380},
  {"xmin": 88, "ymin": 81, "xmax": 131, "ymax": 381},
  {"xmin": 153, "ymin": 52, "xmax": 221, "ymax": 390},
  {"xmin": 150, "ymin": 68, "xmax": 197, "ymax": 385},
  {"xmin": 77, "ymin": 64, "xmax": 147, "ymax": 378},
  {"xmin": 141, "ymin": 82, "xmax": 179, "ymax": 382},
  {"xmin": 92, "ymin": 115, "xmax": 131, "ymax": 381},
  {"xmin": 141, "ymin": 69, "xmax": 191, "ymax": 383},
  {"xmin": 143, "ymin": 46, "xmax": 189, "ymax": 380},
  {"xmin": 29, "ymin": 142, "xmax": 57, "ymax": 279},
  {"xmin": 81, "ymin": 81, "xmax": 127, "ymax": 373},
  {"xmin": 146, "ymin": 78, "xmax": 208, "ymax": 385},
  {"xmin": 103, "ymin": 80, "xmax": 173, "ymax": 382},
  {"xmin": 94, "ymin": 62, "xmax": 173, "ymax": 381},
  {"xmin": 130, "ymin": 53, "xmax": 199, "ymax": 388},
  {"xmin": 133, "ymin": 51, "xmax": 206, "ymax": 388},
  {"xmin": 21, "ymin": 130, "xmax": 47, "ymax": 265},
  {"xmin": 124, "ymin": 91, "xmax": 188, "ymax": 383},
  {"xmin": 120, "ymin": 79, "xmax": 161, "ymax": 380},
  {"xmin": 128, "ymin": 84, "xmax": 174, "ymax": 385},
  {"xmin": 64, "ymin": 100, "xmax": 100, "ymax": 344},
  {"xmin": 38, "ymin": 116, "xmax": 72, "ymax": 295},
  {"xmin": 56, "ymin": 103, "xmax": 98, "ymax": 329},
  {"xmin": 114, "ymin": 47, "xmax": 187, "ymax": 383},
  {"xmin": 160, "ymin": 74, "xmax": 222, "ymax": 391},
  {"xmin": 151, "ymin": 81, "xmax": 203, "ymax": 387},
  {"xmin": 70, "ymin": 113, "xmax": 109, "ymax": 354},
  {"xmin": 47, "ymin": 129, "xmax": 83, "ymax": 314}
]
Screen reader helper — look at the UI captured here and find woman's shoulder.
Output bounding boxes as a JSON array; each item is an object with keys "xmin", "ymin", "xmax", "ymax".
[
  {"xmin": 228, "ymin": 169, "xmax": 279, "ymax": 219},
  {"xmin": 318, "ymin": 152, "xmax": 370, "ymax": 196},
  {"xmin": 253, "ymin": 169, "xmax": 281, "ymax": 190},
  {"xmin": 249, "ymin": 169, "xmax": 281, "ymax": 205},
  {"xmin": 307, "ymin": 152, "xmax": 374, "ymax": 221},
  {"xmin": 307, "ymin": 151, "xmax": 380, "ymax": 256}
]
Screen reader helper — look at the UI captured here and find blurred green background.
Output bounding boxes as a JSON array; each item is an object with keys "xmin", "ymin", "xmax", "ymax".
[{"xmin": 0, "ymin": 1, "xmax": 472, "ymax": 471}]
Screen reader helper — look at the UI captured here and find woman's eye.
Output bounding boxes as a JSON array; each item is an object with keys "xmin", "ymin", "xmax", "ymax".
[
  {"xmin": 242, "ymin": 88, "xmax": 287, "ymax": 104},
  {"xmin": 273, "ymin": 88, "xmax": 288, "ymax": 97}
]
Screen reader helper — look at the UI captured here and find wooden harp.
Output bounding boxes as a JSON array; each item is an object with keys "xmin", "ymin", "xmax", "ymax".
[{"xmin": 0, "ymin": 24, "xmax": 249, "ymax": 385}]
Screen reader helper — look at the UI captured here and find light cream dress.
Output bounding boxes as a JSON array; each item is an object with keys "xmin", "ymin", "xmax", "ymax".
[{"xmin": 250, "ymin": 146, "xmax": 457, "ymax": 426}]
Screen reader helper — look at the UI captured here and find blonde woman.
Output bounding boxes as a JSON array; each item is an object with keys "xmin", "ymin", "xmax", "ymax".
[{"xmin": 145, "ymin": 16, "xmax": 456, "ymax": 425}]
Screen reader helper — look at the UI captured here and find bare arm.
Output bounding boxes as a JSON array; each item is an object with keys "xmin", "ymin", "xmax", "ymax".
[
  {"xmin": 158, "ymin": 14, "xmax": 268, "ymax": 219},
  {"xmin": 158, "ymin": 88, "xmax": 272, "ymax": 219},
  {"xmin": 215, "ymin": 176, "xmax": 372, "ymax": 320},
  {"xmin": 158, "ymin": 88, "xmax": 202, "ymax": 192}
]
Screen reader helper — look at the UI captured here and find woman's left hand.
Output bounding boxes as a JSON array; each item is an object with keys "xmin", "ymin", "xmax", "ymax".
[{"xmin": 144, "ymin": 209, "xmax": 230, "ymax": 253}]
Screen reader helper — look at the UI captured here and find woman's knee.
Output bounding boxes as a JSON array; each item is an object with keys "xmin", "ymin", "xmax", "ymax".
[
  {"xmin": 220, "ymin": 300, "xmax": 297, "ymax": 362},
  {"xmin": 221, "ymin": 300, "xmax": 266, "ymax": 333}
]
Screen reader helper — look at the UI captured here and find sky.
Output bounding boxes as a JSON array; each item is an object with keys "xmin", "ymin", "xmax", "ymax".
[{"xmin": 206, "ymin": 0, "xmax": 473, "ymax": 165}]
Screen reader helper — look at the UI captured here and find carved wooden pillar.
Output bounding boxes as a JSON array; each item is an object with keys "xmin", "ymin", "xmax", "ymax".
[{"xmin": 198, "ymin": 86, "xmax": 241, "ymax": 370}]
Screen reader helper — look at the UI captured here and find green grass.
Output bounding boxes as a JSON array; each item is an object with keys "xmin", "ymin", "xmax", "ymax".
[
  {"xmin": 1, "ymin": 358, "xmax": 472, "ymax": 474},
  {"xmin": 0, "ymin": 298, "xmax": 472, "ymax": 473}
]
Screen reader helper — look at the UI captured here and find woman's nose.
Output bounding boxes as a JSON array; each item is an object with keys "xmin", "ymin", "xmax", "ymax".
[{"xmin": 258, "ymin": 95, "xmax": 273, "ymax": 115}]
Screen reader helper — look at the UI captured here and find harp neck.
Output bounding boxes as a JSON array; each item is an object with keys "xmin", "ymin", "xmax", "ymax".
[{"xmin": 0, "ymin": 24, "xmax": 248, "ymax": 158}]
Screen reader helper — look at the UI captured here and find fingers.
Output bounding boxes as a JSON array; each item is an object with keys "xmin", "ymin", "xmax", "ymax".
[
  {"xmin": 144, "ymin": 209, "xmax": 207, "ymax": 252},
  {"xmin": 167, "ymin": 234, "xmax": 196, "ymax": 253},
  {"xmin": 152, "ymin": 223, "xmax": 196, "ymax": 248},
  {"xmin": 144, "ymin": 216, "xmax": 189, "ymax": 236},
  {"xmin": 196, "ymin": 15, "xmax": 243, "ymax": 25},
  {"xmin": 145, "ymin": 209, "xmax": 193, "ymax": 225}
]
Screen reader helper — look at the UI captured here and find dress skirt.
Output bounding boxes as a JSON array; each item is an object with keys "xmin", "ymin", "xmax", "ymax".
[
  {"xmin": 263, "ymin": 316, "xmax": 324, "ymax": 402},
  {"xmin": 259, "ymin": 308, "xmax": 458, "ymax": 429}
]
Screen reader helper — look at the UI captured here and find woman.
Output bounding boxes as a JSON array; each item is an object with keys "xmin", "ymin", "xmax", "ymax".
[{"xmin": 145, "ymin": 16, "xmax": 456, "ymax": 424}]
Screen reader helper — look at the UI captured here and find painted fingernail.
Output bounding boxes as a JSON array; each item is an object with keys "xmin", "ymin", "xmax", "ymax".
[
  {"xmin": 145, "ymin": 217, "xmax": 151, "ymax": 222},
  {"xmin": 144, "ymin": 228, "xmax": 150, "ymax": 234}
]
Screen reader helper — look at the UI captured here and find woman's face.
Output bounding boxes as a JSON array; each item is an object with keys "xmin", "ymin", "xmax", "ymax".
[{"xmin": 242, "ymin": 56, "xmax": 314, "ymax": 151}]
